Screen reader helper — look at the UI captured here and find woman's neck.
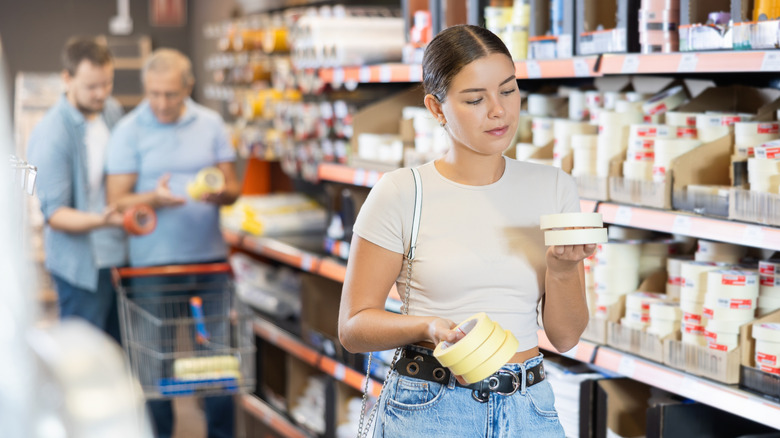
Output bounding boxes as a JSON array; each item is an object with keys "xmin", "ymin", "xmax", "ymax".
[{"xmin": 435, "ymin": 151, "xmax": 506, "ymax": 186}]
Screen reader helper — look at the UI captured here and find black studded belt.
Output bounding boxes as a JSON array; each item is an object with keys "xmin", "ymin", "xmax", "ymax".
[{"xmin": 394, "ymin": 346, "xmax": 546, "ymax": 403}]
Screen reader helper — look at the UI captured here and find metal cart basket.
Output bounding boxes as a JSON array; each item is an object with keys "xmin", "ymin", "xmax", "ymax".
[{"xmin": 112, "ymin": 263, "xmax": 255, "ymax": 399}]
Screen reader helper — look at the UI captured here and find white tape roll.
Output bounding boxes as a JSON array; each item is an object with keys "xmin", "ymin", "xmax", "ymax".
[
  {"xmin": 544, "ymin": 228, "xmax": 608, "ymax": 246},
  {"xmin": 682, "ymin": 322, "xmax": 707, "ymax": 337},
  {"xmin": 594, "ymin": 266, "xmax": 640, "ymax": 295},
  {"xmin": 532, "ymin": 117, "xmax": 555, "ymax": 147},
  {"xmin": 625, "ymin": 309, "xmax": 650, "ymax": 325},
  {"xmin": 704, "ymin": 318, "xmax": 743, "ymax": 334},
  {"xmin": 553, "ymin": 119, "xmax": 598, "ymax": 166},
  {"xmin": 585, "ymin": 90, "xmax": 603, "ymax": 108},
  {"xmin": 539, "ymin": 212, "xmax": 604, "ymax": 230},
  {"xmin": 734, "ymin": 122, "xmax": 780, "ymax": 158},
  {"xmin": 595, "ymin": 291, "xmax": 623, "ymax": 306},
  {"xmin": 569, "ymin": 90, "xmax": 588, "ymax": 121},
  {"xmin": 595, "ymin": 242, "xmax": 642, "ymax": 267},
  {"xmin": 648, "ymin": 320, "xmax": 680, "ymax": 338},
  {"xmin": 627, "ymin": 136, "xmax": 656, "ymax": 153},
  {"xmin": 754, "ymin": 141, "xmax": 780, "ymax": 159},
  {"xmin": 626, "ymin": 291, "xmax": 667, "ymax": 312},
  {"xmin": 604, "ymin": 92, "xmax": 625, "ymax": 110},
  {"xmin": 629, "ymin": 124, "xmax": 676, "ymax": 139},
  {"xmin": 682, "ymin": 330, "xmax": 708, "ymax": 346},
  {"xmin": 696, "ymin": 113, "xmax": 748, "ymax": 142},
  {"xmin": 755, "ymin": 339, "xmax": 780, "ymax": 367},
  {"xmin": 665, "ymin": 111, "xmax": 699, "ymax": 127},
  {"xmin": 705, "ymin": 270, "xmax": 759, "ymax": 301},
  {"xmin": 667, "ymin": 256, "xmax": 692, "ymax": 297},
  {"xmin": 650, "ymin": 301, "xmax": 682, "ymax": 321},
  {"xmin": 760, "ymin": 260, "xmax": 780, "ymax": 276},
  {"xmin": 447, "ymin": 322, "xmax": 507, "ymax": 375},
  {"xmin": 748, "ymin": 157, "xmax": 780, "ymax": 175},
  {"xmin": 626, "ymin": 149, "xmax": 655, "ymax": 162},
  {"xmin": 572, "ymin": 134, "xmax": 599, "ymax": 176},
  {"xmin": 760, "ymin": 283, "xmax": 780, "ymax": 299},
  {"xmin": 681, "ymin": 300, "xmax": 704, "ymax": 324},
  {"xmin": 615, "ymin": 99, "xmax": 643, "ymax": 114},
  {"xmin": 642, "ymin": 86, "xmax": 686, "ymax": 116},
  {"xmin": 758, "ymin": 295, "xmax": 780, "ymax": 311},
  {"xmin": 528, "ymin": 94, "xmax": 566, "ymax": 117},
  {"xmin": 702, "ymin": 299, "xmax": 756, "ymax": 321},
  {"xmin": 754, "ymin": 322, "xmax": 780, "ymax": 342},
  {"xmin": 622, "ymin": 160, "xmax": 654, "ymax": 181},
  {"xmin": 695, "ymin": 240, "xmax": 747, "ymax": 264},
  {"xmin": 621, "ymin": 317, "xmax": 648, "ymax": 330},
  {"xmin": 680, "ymin": 260, "xmax": 725, "ymax": 295},
  {"xmin": 460, "ymin": 331, "xmax": 519, "ymax": 384},
  {"xmin": 652, "ymin": 138, "xmax": 702, "ymax": 182},
  {"xmin": 433, "ymin": 313, "xmax": 494, "ymax": 367},
  {"xmin": 706, "ymin": 333, "xmax": 739, "ymax": 351}
]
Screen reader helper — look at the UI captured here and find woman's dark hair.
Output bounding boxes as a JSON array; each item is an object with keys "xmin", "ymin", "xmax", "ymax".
[{"xmin": 422, "ymin": 25, "xmax": 513, "ymax": 103}]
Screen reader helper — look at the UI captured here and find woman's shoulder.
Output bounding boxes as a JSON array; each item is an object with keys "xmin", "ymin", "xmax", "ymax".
[{"xmin": 504, "ymin": 157, "xmax": 564, "ymax": 180}]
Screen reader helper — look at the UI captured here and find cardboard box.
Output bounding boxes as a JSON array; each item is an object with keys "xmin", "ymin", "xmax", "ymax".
[
  {"xmin": 739, "ymin": 309, "xmax": 780, "ymax": 400},
  {"xmin": 576, "ymin": 0, "xmax": 640, "ymax": 55},
  {"xmin": 681, "ymin": 0, "xmax": 731, "ymax": 26},
  {"xmin": 728, "ymin": 189, "xmax": 780, "ymax": 226},
  {"xmin": 594, "ymin": 378, "xmax": 651, "ymax": 438}
]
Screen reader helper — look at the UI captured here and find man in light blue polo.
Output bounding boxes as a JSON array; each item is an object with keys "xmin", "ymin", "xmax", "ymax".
[
  {"xmin": 106, "ymin": 48, "xmax": 240, "ymax": 438},
  {"xmin": 27, "ymin": 37, "xmax": 126, "ymax": 342}
]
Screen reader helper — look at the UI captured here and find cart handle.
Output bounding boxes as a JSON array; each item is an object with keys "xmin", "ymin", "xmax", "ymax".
[{"xmin": 111, "ymin": 263, "xmax": 232, "ymax": 284}]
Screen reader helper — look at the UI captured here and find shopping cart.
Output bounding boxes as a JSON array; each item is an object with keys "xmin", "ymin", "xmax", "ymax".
[{"xmin": 112, "ymin": 263, "xmax": 256, "ymax": 399}]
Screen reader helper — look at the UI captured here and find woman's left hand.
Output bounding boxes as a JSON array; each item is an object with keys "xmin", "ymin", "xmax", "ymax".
[{"xmin": 546, "ymin": 244, "xmax": 596, "ymax": 275}]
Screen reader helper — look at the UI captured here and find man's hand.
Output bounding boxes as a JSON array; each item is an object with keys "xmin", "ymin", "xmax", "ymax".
[
  {"xmin": 155, "ymin": 174, "xmax": 186, "ymax": 207},
  {"xmin": 102, "ymin": 204, "xmax": 124, "ymax": 227}
]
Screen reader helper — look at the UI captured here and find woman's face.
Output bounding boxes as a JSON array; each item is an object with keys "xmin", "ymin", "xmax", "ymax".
[{"xmin": 440, "ymin": 53, "xmax": 520, "ymax": 157}]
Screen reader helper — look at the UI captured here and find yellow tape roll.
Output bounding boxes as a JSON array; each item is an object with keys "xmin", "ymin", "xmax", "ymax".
[
  {"xmin": 448, "ymin": 322, "xmax": 507, "ymax": 376},
  {"xmin": 433, "ymin": 313, "xmax": 493, "ymax": 367},
  {"xmin": 188, "ymin": 167, "xmax": 226, "ymax": 200},
  {"xmin": 461, "ymin": 331, "xmax": 519, "ymax": 384}
]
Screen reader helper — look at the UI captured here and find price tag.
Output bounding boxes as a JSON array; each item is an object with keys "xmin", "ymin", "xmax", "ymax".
[
  {"xmin": 526, "ymin": 60, "xmax": 542, "ymax": 78},
  {"xmin": 301, "ymin": 253, "xmax": 315, "ymax": 271},
  {"xmin": 618, "ymin": 355, "xmax": 637, "ymax": 377},
  {"xmin": 621, "ymin": 55, "xmax": 640, "ymax": 74},
  {"xmin": 762, "ymin": 51, "xmax": 780, "ymax": 71},
  {"xmin": 573, "ymin": 58, "xmax": 591, "ymax": 77},
  {"xmin": 680, "ymin": 375, "xmax": 698, "ymax": 397},
  {"xmin": 615, "ymin": 206, "xmax": 633, "ymax": 225},
  {"xmin": 365, "ymin": 170, "xmax": 380, "ymax": 187},
  {"xmin": 333, "ymin": 68, "xmax": 345, "ymax": 86},
  {"xmin": 379, "ymin": 65, "xmax": 392, "ymax": 83},
  {"xmin": 359, "ymin": 66, "xmax": 372, "ymax": 83},
  {"xmin": 743, "ymin": 225, "xmax": 765, "ymax": 243},
  {"xmin": 333, "ymin": 363, "xmax": 346, "ymax": 380},
  {"xmin": 672, "ymin": 215, "xmax": 692, "ymax": 235},
  {"xmin": 353, "ymin": 168, "xmax": 366, "ymax": 186},
  {"xmin": 677, "ymin": 53, "xmax": 699, "ymax": 72},
  {"xmin": 409, "ymin": 65, "xmax": 423, "ymax": 82}
]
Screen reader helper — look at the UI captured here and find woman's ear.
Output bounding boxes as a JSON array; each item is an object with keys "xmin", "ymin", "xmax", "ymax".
[{"xmin": 424, "ymin": 93, "xmax": 446, "ymax": 126}]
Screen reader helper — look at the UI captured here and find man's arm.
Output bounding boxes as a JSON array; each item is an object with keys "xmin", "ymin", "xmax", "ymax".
[
  {"xmin": 107, "ymin": 173, "xmax": 186, "ymax": 210},
  {"xmin": 49, "ymin": 207, "xmax": 123, "ymax": 233}
]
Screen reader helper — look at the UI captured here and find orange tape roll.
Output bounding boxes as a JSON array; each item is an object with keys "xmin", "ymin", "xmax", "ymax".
[{"xmin": 124, "ymin": 204, "xmax": 157, "ymax": 236}]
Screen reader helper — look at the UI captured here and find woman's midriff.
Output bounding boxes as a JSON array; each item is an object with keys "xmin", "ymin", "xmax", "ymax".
[{"xmin": 414, "ymin": 342, "xmax": 540, "ymax": 364}]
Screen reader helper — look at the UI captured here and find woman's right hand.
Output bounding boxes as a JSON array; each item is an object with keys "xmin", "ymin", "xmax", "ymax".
[{"xmin": 426, "ymin": 317, "xmax": 462, "ymax": 346}]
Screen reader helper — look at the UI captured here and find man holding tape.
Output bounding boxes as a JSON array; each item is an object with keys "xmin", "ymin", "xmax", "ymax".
[
  {"xmin": 106, "ymin": 48, "xmax": 240, "ymax": 438},
  {"xmin": 27, "ymin": 37, "xmax": 126, "ymax": 343}
]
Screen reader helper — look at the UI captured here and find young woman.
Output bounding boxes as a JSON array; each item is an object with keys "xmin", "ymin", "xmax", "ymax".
[{"xmin": 338, "ymin": 24, "xmax": 595, "ymax": 437}]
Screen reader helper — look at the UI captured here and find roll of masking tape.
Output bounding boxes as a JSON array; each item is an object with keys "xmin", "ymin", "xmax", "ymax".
[
  {"xmin": 642, "ymin": 86, "xmax": 686, "ymax": 116},
  {"xmin": 706, "ymin": 270, "xmax": 759, "ymax": 299},
  {"xmin": 665, "ymin": 111, "xmax": 698, "ymax": 127},
  {"xmin": 682, "ymin": 330, "xmax": 707, "ymax": 346},
  {"xmin": 623, "ymin": 160, "xmax": 654, "ymax": 181},
  {"xmin": 629, "ymin": 124, "xmax": 676, "ymax": 139},
  {"xmin": 123, "ymin": 204, "xmax": 157, "ymax": 236},
  {"xmin": 648, "ymin": 321, "xmax": 680, "ymax": 337},
  {"xmin": 626, "ymin": 291, "xmax": 667, "ymax": 312},
  {"xmin": 759, "ymin": 295, "xmax": 780, "ymax": 312},
  {"xmin": 527, "ymin": 94, "xmax": 566, "ymax": 117},
  {"xmin": 188, "ymin": 167, "xmax": 226, "ymax": 200},
  {"xmin": 448, "ymin": 322, "xmax": 507, "ymax": 376},
  {"xmin": 681, "ymin": 300, "xmax": 704, "ymax": 324},
  {"xmin": 756, "ymin": 339, "xmax": 780, "ymax": 368},
  {"xmin": 706, "ymin": 334, "xmax": 739, "ymax": 352},
  {"xmin": 760, "ymin": 260, "xmax": 780, "ymax": 277},
  {"xmin": 650, "ymin": 301, "xmax": 683, "ymax": 321},
  {"xmin": 569, "ymin": 90, "xmax": 587, "ymax": 121},
  {"xmin": 539, "ymin": 212, "xmax": 603, "ymax": 230},
  {"xmin": 680, "ymin": 260, "xmax": 724, "ymax": 294},
  {"xmin": 761, "ymin": 283, "xmax": 780, "ymax": 299},
  {"xmin": 532, "ymin": 117, "xmax": 555, "ymax": 147},
  {"xmin": 682, "ymin": 321, "xmax": 706, "ymax": 336},
  {"xmin": 702, "ymin": 299, "xmax": 756, "ymax": 321},
  {"xmin": 705, "ymin": 318, "xmax": 743, "ymax": 335},
  {"xmin": 434, "ymin": 313, "xmax": 494, "ymax": 367},
  {"xmin": 754, "ymin": 322, "xmax": 780, "ymax": 342},
  {"xmin": 754, "ymin": 141, "xmax": 780, "ymax": 159},
  {"xmin": 460, "ymin": 331, "xmax": 519, "ymax": 384},
  {"xmin": 595, "ymin": 241, "xmax": 642, "ymax": 267},
  {"xmin": 544, "ymin": 228, "xmax": 608, "ymax": 246}
]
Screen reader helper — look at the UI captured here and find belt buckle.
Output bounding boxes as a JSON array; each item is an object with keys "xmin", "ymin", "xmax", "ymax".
[{"xmin": 493, "ymin": 369, "xmax": 520, "ymax": 396}]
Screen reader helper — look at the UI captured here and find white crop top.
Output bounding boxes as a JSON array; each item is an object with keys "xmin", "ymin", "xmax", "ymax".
[{"xmin": 352, "ymin": 157, "xmax": 581, "ymax": 351}]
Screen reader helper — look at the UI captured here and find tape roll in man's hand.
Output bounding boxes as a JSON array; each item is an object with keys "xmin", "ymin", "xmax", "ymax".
[{"xmin": 124, "ymin": 204, "xmax": 157, "ymax": 236}]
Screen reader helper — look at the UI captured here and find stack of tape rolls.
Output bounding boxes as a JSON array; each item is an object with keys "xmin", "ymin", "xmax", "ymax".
[
  {"xmin": 702, "ymin": 269, "xmax": 759, "ymax": 351},
  {"xmin": 639, "ymin": 0, "xmax": 680, "ymax": 53},
  {"xmin": 593, "ymin": 241, "xmax": 642, "ymax": 316},
  {"xmin": 614, "ymin": 100, "xmax": 646, "ymax": 125},
  {"xmin": 640, "ymin": 240, "xmax": 676, "ymax": 277},
  {"xmin": 652, "ymin": 138, "xmax": 702, "ymax": 183},
  {"xmin": 642, "ymin": 86, "xmax": 686, "ymax": 117},
  {"xmin": 624, "ymin": 124, "xmax": 674, "ymax": 181},
  {"xmin": 696, "ymin": 113, "xmax": 754, "ymax": 143},
  {"xmin": 123, "ymin": 204, "xmax": 157, "ymax": 236},
  {"xmin": 188, "ymin": 167, "xmax": 226, "ymax": 200},
  {"xmin": 571, "ymin": 134, "xmax": 599, "ymax": 176},
  {"xmin": 752, "ymin": 323, "xmax": 780, "ymax": 375},
  {"xmin": 569, "ymin": 90, "xmax": 588, "ymax": 121},
  {"xmin": 666, "ymin": 255, "xmax": 693, "ymax": 299},
  {"xmin": 539, "ymin": 212, "xmax": 607, "ymax": 246},
  {"xmin": 597, "ymin": 111, "xmax": 631, "ymax": 177},
  {"xmin": 695, "ymin": 239, "xmax": 747, "ymax": 264},
  {"xmin": 433, "ymin": 313, "xmax": 519, "ymax": 384},
  {"xmin": 623, "ymin": 291, "xmax": 667, "ymax": 330},
  {"xmin": 527, "ymin": 94, "xmax": 567, "ymax": 118},
  {"xmin": 532, "ymin": 117, "xmax": 555, "ymax": 147},
  {"xmin": 680, "ymin": 260, "xmax": 730, "ymax": 346},
  {"xmin": 515, "ymin": 142, "xmax": 543, "ymax": 161},
  {"xmin": 552, "ymin": 120, "xmax": 597, "ymax": 168},
  {"xmin": 586, "ymin": 91, "xmax": 603, "ymax": 125},
  {"xmin": 734, "ymin": 122, "xmax": 780, "ymax": 158},
  {"xmin": 608, "ymin": 225, "xmax": 653, "ymax": 241},
  {"xmin": 759, "ymin": 260, "xmax": 780, "ymax": 316},
  {"xmin": 747, "ymin": 149, "xmax": 780, "ymax": 193},
  {"xmin": 604, "ymin": 92, "xmax": 628, "ymax": 111},
  {"xmin": 649, "ymin": 301, "xmax": 683, "ymax": 337},
  {"xmin": 584, "ymin": 253, "xmax": 597, "ymax": 314},
  {"xmin": 665, "ymin": 111, "xmax": 699, "ymax": 128}
]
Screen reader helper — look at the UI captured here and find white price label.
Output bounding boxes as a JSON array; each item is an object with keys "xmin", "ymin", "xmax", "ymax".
[
  {"xmin": 672, "ymin": 215, "xmax": 692, "ymax": 235},
  {"xmin": 618, "ymin": 355, "xmax": 637, "ymax": 377},
  {"xmin": 333, "ymin": 363, "xmax": 346, "ymax": 380},
  {"xmin": 366, "ymin": 170, "xmax": 380, "ymax": 187},
  {"xmin": 359, "ymin": 66, "xmax": 372, "ymax": 83},
  {"xmin": 333, "ymin": 68, "xmax": 345, "ymax": 86},
  {"xmin": 615, "ymin": 206, "xmax": 633, "ymax": 225},
  {"xmin": 301, "ymin": 253, "xmax": 314, "ymax": 271},
  {"xmin": 379, "ymin": 65, "xmax": 392, "ymax": 83},
  {"xmin": 573, "ymin": 58, "xmax": 591, "ymax": 77},
  {"xmin": 680, "ymin": 375, "xmax": 698, "ymax": 397},
  {"xmin": 762, "ymin": 51, "xmax": 780, "ymax": 71},
  {"xmin": 353, "ymin": 168, "xmax": 366, "ymax": 186},
  {"xmin": 409, "ymin": 65, "xmax": 423, "ymax": 82},
  {"xmin": 621, "ymin": 55, "xmax": 640, "ymax": 73},
  {"xmin": 677, "ymin": 53, "xmax": 699, "ymax": 72},
  {"xmin": 743, "ymin": 225, "xmax": 765, "ymax": 243},
  {"xmin": 526, "ymin": 60, "xmax": 542, "ymax": 79}
]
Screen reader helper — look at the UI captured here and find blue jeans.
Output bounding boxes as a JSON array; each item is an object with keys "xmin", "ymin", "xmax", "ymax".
[
  {"xmin": 51, "ymin": 267, "xmax": 121, "ymax": 344},
  {"xmin": 128, "ymin": 264, "xmax": 234, "ymax": 438},
  {"xmin": 373, "ymin": 354, "xmax": 565, "ymax": 437}
]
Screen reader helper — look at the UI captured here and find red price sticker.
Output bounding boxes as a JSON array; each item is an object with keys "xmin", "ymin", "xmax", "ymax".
[
  {"xmin": 757, "ymin": 352, "xmax": 778, "ymax": 365},
  {"xmin": 683, "ymin": 312, "xmax": 701, "ymax": 324},
  {"xmin": 722, "ymin": 275, "xmax": 746, "ymax": 286},
  {"xmin": 729, "ymin": 299, "xmax": 753, "ymax": 309}
]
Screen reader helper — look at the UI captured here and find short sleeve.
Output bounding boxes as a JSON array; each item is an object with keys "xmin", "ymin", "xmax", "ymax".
[
  {"xmin": 352, "ymin": 172, "xmax": 407, "ymax": 255},
  {"xmin": 106, "ymin": 120, "xmax": 139, "ymax": 174},
  {"xmin": 27, "ymin": 127, "xmax": 72, "ymax": 221},
  {"xmin": 556, "ymin": 169, "xmax": 581, "ymax": 213},
  {"xmin": 214, "ymin": 122, "xmax": 236, "ymax": 163}
]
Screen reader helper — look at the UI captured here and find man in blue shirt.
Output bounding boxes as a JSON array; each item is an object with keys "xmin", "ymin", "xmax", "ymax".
[
  {"xmin": 106, "ymin": 48, "xmax": 240, "ymax": 438},
  {"xmin": 27, "ymin": 37, "xmax": 126, "ymax": 342}
]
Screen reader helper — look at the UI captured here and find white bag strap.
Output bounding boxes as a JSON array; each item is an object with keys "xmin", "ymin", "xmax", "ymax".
[{"xmin": 407, "ymin": 167, "xmax": 422, "ymax": 261}]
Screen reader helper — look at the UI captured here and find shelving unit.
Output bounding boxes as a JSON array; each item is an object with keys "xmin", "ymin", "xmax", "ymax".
[{"xmin": 242, "ymin": 394, "xmax": 314, "ymax": 438}]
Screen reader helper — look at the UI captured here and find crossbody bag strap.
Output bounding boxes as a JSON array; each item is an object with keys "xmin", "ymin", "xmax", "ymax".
[{"xmin": 407, "ymin": 167, "xmax": 423, "ymax": 261}]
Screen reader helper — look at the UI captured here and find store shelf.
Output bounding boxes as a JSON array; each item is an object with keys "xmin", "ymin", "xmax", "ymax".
[
  {"xmin": 318, "ymin": 163, "xmax": 384, "ymax": 187},
  {"xmin": 537, "ymin": 330, "xmax": 599, "ymax": 363},
  {"xmin": 516, "ymin": 56, "xmax": 601, "ymax": 79},
  {"xmin": 596, "ymin": 202, "xmax": 780, "ymax": 251},
  {"xmin": 601, "ymin": 50, "xmax": 780, "ymax": 75},
  {"xmin": 242, "ymin": 394, "xmax": 314, "ymax": 438},
  {"xmin": 593, "ymin": 346, "xmax": 780, "ymax": 430},
  {"xmin": 254, "ymin": 317, "xmax": 383, "ymax": 398}
]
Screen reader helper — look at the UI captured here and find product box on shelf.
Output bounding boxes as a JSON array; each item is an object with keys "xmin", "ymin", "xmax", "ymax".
[
  {"xmin": 286, "ymin": 354, "xmax": 327, "ymax": 434},
  {"xmin": 592, "ymin": 378, "xmax": 651, "ymax": 438},
  {"xmin": 576, "ymin": 0, "xmax": 640, "ymax": 55},
  {"xmin": 740, "ymin": 309, "xmax": 780, "ymax": 402},
  {"xmin": 528, "ymin": 0, "xmax": 575, "ymax": 58},
  {"xmin": 582, "ymin": 294, "xmax": 626, "ymax": 345},
  {"xmin": 349, "ymin": 87, "xmax": 424, "ymax": 172},
  {"xmin": 258, "ymin": 341, "xmax": 289, "ymax": 410}
]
